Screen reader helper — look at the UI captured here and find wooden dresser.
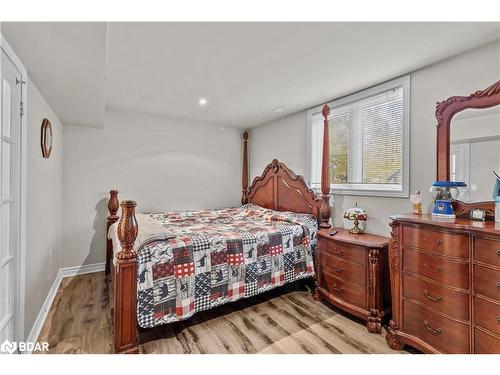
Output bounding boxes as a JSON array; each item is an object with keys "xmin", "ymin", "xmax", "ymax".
[
  {"xmin": 314, "ymin": 228, "xmax": 391, "ymax": 333},
  {"xmin": 387, "ymin": 214, "xmax": 500, "ymax": 353}
]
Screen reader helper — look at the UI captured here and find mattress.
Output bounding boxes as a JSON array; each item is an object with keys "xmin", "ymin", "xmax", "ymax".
[{"xmin": 109, "ymin": 204, "xmax": 317, "ymax": 328}]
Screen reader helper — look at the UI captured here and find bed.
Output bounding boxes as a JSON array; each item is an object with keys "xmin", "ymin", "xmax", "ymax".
[{"xmin": 107, "ymin": 105, "xmax": 333, "ymax": 353}]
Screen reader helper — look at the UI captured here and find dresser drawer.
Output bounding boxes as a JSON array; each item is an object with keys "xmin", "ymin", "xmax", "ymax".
[
  {"xmin": 474, "ymin": 264, "xmax": 500, "ymax": 302},
  {"xmin": 318, "ymin": 239, "xmax": 366, "ymax": 265},
  {"xmin": 474, "ymin": 296, "xmax": 500, "ymax": 336},
  {"xmin": 403, "ymin": 300, "xmax": 470, "ymax": 353},
  {"xmin": 403, "ymin": 226, "xmax": 468, "ymax": 258},
  {"xmin": 474, "ymin": 328, "xmax": 500, "ymax": 354},
  {"xmin": 404, "ymin": 248, "xmax": 469, "ymax": 289},
  {"xmin": 320, "ymin": 251, "xmax": 366, "ymax": 286},
  {"xmin": 474, "ymin": 237, "xmax": 500, "ymax": 268},
  {"xmin": 323, "ymin": 273, "xmax": 366, "ymax": 309},
  {"xmin": 403, "ymin": 274, "xmax": 469, "ymax": 321}
]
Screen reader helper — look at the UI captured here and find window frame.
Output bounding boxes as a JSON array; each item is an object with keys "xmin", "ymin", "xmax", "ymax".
[{"xmin": 307, "ymin": 75, "xmax": 411, "ymax": 198}]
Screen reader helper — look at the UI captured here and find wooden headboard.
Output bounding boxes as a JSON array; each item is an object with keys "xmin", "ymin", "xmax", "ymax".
[
  {"xmin": 245, "ymin": 159, "xmax": 322, "ymax": 225},
  {"xmin": 240, "ymin": 104, "xmax": 332, "ymax": 228}
]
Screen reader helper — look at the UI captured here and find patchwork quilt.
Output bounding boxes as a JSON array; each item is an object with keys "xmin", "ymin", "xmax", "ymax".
[{"xmin": 135, "ymin": 204, "xmax": 317, "ymax": 328}]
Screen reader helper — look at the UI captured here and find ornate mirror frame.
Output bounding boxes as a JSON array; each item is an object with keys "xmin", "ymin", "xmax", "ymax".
[{"xmin": 435, "ymin": 80, "xmax": 500, "ymax": 218}]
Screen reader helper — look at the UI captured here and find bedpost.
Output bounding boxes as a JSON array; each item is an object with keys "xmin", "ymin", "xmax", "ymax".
[
  {"xmin": 320, "ymin": 104, "xmax": 332, "ymax": 228},
  {"xmin": 241, "ymin": 130, "xmax": 249, "ymax": 204},
  {"xmin": 106, "ymin": 190, "xmax": 119, "ymax": 275},
  {"xmin": 114, "ymin": 200, "xmax": 139, "ymax": 354}
]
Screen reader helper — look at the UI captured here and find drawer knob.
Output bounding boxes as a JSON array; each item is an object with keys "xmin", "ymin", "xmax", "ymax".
[
  {"xmin": 333, "ymin": 249, "xmax": 344, "ymax": 256},
  {"xmin": 436, "ymin": 266, "xmax": 444, "ymax": 272},
  {"xmin": 497, "ymin": 250, "xmax": 500, "ymax": 256},
  {"xmin": 333, "ymin": 284, "xmax": 344, "ymax": 293},
  {"xmin": 436, "ymin": 239, "xmax": 443, "ymax": 245},
  {"xmin": 496, "ymin": 282, "xmax": 500, "ymax": 289},
  {"xmin": 333, "ymin": 266, "xmax": 343, "ymax": 273},
  {"xmin": 424, "ymin": 320, "xmax": 443, "ymax": 335},
  {"xmin": 497, "ymin": 317, "xmax": 500, "ymax": 323},
  {"xmin": 423, "ymin": 289, "xmax": 443, "ymax": 302}
]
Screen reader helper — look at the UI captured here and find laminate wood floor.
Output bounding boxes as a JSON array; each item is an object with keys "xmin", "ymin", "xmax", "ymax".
[{"xmin": 36, "ymin": 272, "xmax": 402, "ymax": 354}]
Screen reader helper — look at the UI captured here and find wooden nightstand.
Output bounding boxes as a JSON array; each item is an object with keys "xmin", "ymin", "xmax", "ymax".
[{"xmin": 314, "ymin": 228, "xmax": 391, "ymax": 333}]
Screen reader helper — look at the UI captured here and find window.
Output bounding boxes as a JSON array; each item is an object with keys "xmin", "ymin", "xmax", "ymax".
[{"xmin": 308, "ymin": 76, "xmax": 410, "ymax": 197}]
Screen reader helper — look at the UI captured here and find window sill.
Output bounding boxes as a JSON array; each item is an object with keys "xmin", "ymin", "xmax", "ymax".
[{"xmin": 311, "ymin": 185, "xmax": 409, "ymax": 198}]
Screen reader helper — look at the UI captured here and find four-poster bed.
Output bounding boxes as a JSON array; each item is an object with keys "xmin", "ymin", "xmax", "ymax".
[{"xmin": 106, "ymin": 105, "xmax": 333, "ymax": 353}]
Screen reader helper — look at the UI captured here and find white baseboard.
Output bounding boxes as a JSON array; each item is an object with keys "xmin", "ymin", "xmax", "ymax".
[
  {"xmin": 59, "ymin": 262, "xmax": 105, "ymax": 278},
  {"xmin": 24, "ymin": 262, "xmax": 105, "ymax": 353}
]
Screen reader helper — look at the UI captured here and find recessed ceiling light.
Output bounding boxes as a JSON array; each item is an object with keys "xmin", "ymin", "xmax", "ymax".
[{"xmin": 198, "ymin": 97, "xmax": 208, "ymax": 106}]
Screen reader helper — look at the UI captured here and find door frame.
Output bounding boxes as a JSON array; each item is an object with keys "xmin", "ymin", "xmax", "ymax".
[{"xmin": 1, "ymin": 33, "xmax": 27, "ymax": 344}]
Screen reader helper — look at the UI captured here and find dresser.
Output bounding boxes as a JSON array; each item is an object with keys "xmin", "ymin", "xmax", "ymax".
[
  {"xmin": 387, "ymin": 214, "xmax": 500, "ymax": 353},
  {"xmin": 314, "ymin": 228, "xmax": 391, "ymax": 333}
]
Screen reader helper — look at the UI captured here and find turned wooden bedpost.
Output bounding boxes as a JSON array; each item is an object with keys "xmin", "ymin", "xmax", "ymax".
[
  {"xmin": 114, "ymin": 200, "xmax": 139, "ymax": 354},
  {"xmin": 320, "ymin": 104, "xmax": 332, "ymax": 228},
  {"xmin": 241, "ymin": 131, "xmax": 249, "ymax": 205},
  {"xmin": 106, "ymin": 190, "xmax": 120, "ymax": 275}
]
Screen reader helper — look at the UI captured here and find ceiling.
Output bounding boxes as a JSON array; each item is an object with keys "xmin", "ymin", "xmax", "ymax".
[
  {"xmin": 2, "ymin": 22, "xmax": 107, "ymax": 128},
  {"xmin": 2, "ymin": 22, "xmax": 500, "ymax": 128}
]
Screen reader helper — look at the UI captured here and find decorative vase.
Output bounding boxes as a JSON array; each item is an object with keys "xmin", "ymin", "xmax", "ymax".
[{"xmin": 343, "ymin": 204, "xmax": 368, "ymax": 234}]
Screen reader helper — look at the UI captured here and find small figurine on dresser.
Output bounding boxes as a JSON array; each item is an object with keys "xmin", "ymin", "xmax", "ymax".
[
  {"xmin": 343, "ymin": 203, "xmax": 367, "ymax": 234},
  {"xmin": 410, "ymin": 190, "xmax": 422, "ymax": 215}
]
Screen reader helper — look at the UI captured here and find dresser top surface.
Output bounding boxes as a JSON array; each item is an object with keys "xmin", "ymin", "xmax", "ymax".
[
  {"xmin": 390, "ymin": 214, "xmax": 500, "ymax": 236},
  {"xmin": 317, "ymin": 228, "xmax": 389, "ymax": 248}
]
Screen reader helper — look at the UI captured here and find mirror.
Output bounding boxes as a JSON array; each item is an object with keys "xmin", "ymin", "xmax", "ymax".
[{"xmin": 450, "ymin": 107, "xmax": 500, "ymax": 202}]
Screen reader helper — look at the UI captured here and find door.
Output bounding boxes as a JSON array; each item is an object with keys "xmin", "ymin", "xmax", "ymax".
[
  {"xmin": 0, "ymin": 47, "xmax": 22, "ymax": 346},
  {"xmin": 450, "ymin": 143, "xmax": 470, "ymax": 201}
]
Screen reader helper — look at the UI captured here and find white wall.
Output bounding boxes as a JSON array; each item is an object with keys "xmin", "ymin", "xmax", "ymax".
[
  {"xmin": 250, "ymin": 41, "xmax": 500, "ymax": 236},
  {"xmin": 62, "ymin": 108, "xmax": 242, "ymax": 267},
  {"xmin": 25, "ymin": 78, "xmax": 63, "ymax": 339}
]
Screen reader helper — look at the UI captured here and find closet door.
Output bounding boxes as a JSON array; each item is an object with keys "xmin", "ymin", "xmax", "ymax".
[{"xmin": 0, "ymin": 47, "xmax": 22, "ymax": 348}]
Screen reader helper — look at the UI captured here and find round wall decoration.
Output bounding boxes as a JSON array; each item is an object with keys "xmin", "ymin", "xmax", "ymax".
[{"xmin": 41, "ymin": 118, "xmax": 53, "ymax": 158}]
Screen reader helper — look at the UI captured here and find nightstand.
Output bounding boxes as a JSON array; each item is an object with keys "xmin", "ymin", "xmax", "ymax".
[{"xmin": 314, "ymin": 228, "xmax": 391, "ymax": 333}]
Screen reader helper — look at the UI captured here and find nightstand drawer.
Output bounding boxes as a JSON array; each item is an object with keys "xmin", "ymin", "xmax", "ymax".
[
  {"xmin": 403, "ymin": 226, "xmax": 468, "ymax": 259},
  {"xmin": 323, "ymin": 274, "xmax": 367, "ymax": 309},
  {"xmin": 321, "ymin": 251, "xmax": 366, "ymax": 286},
  {"xmin": 315, "ymin": 228, "xmax": 389, "ymax": 334},
  {"xmin": 404, "ymin": 248, "xmax": 469, "ymax": 289},
  {"xmin": 318, "ymin": 238, "xmax": 366, "ymax": 265}
]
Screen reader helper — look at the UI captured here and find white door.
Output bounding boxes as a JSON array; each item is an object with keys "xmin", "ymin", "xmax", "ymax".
[
  {"xmin": 450, "ymin": 143, "xmax": 470, "ymax": 201},
  {"xmin": 0, "ymin": 48, "xmax": 22, "ymax": 346}
]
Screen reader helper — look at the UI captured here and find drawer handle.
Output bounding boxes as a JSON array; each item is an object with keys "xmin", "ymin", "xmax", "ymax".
[
  {"xmin": 424, "ymin": 320, "xmax": 443, "ymax": 335},
  {"xmin": 333, "ymin": 249, "xmax": 344, "ymax": 256},
  {"xmin": 333, "ymin": 284, "xmax": 344, "ymax": 293},
  {"xmin": 497, "ymin": 317, "xmax": 500, "ymax": 323},
  {"xmin": 496, "ymin": 282, "xmax": 500, "ymax": 289},
  {"xmin": 435, "ymin": 239, "xmax": 443, "ymax": 245},
  {"xmin": 436, "ymin": 266, "xmax": 444, "ymax": 272},
  {"xmin": 423, "ymin": 289, "xmax": 443, "ymax": 302},
  {"xmin": 333, "ymin": 266, "xmax": 343, "ymax": 273},
  {"xmin": 497, "ymin": 250, "xmax": 500, "ymax": 256}
]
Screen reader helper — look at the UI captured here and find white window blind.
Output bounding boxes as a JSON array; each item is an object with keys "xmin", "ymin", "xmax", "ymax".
[{"xmin": 308, "ymin": 76, "xmax": 410, "ymax": 197}]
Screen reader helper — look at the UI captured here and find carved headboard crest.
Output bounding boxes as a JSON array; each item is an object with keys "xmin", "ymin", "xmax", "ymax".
[{"xmin": 246, "ymin": 159, "xmax": 322, "ymax": 225}]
